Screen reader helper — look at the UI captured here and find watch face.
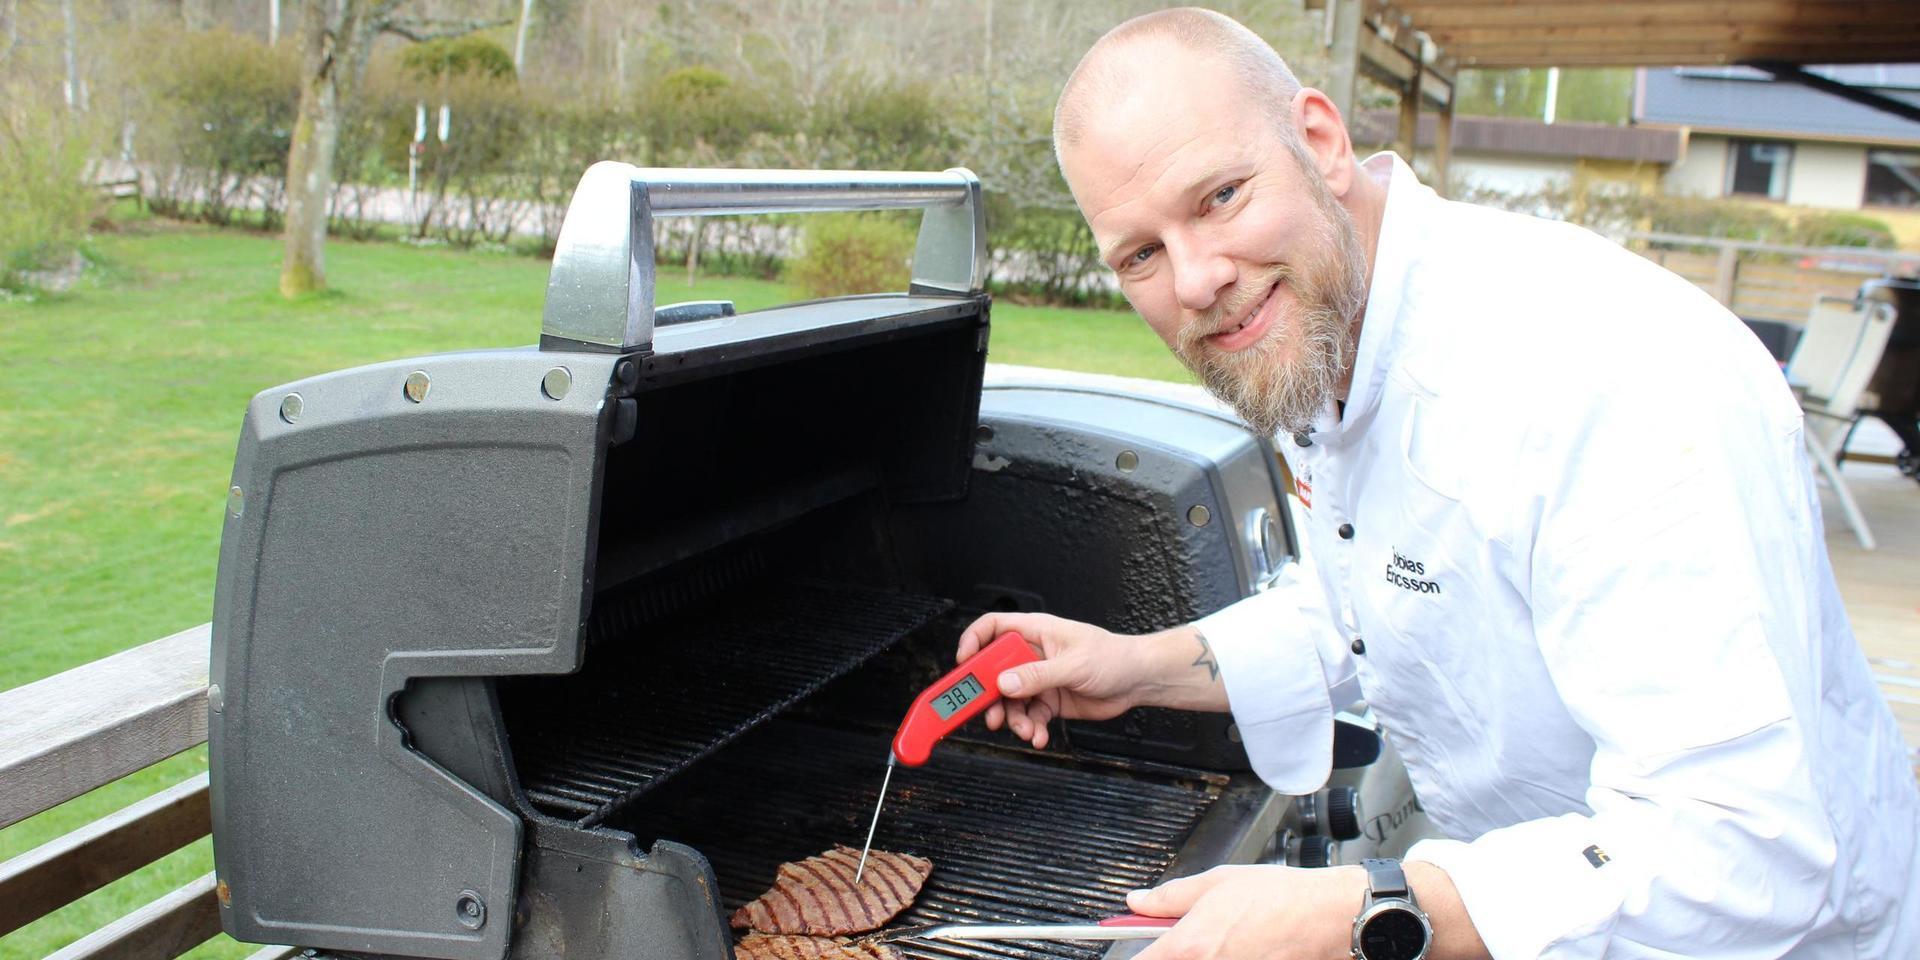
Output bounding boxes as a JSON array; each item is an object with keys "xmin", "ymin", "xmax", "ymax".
[{"xmin": 1358, "ymin": 907, "xmax": 1428, "ymax": 960}]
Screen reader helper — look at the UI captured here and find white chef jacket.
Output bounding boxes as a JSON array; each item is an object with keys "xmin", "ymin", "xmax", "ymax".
[{"xmin": 1198, "ymin": 153, "xmax": 1920, "ymax": 958}]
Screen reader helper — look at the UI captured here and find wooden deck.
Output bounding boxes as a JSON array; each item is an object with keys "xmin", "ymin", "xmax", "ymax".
[{"xmin": 1821, "ymin": 420, "xmax": 1920, "ymax": 769}]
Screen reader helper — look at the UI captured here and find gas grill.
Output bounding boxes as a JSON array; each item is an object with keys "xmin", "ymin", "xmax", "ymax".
[{"xmin": 207, "ymin": 164, "xmax": 1409, "ymax": 960}]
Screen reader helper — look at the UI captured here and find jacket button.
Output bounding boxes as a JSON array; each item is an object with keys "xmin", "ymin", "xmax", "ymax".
[
  {"xmin": 1293, "ymin": 432, "xmax": 1312, "ymax": 447},
  {"xmin": 1337, "ymin": 523, "xmax": 1354, "ymax": 540},
  {"xmin": 1351, "ymin": 637, "xmax": 1366, "ymax": 655}
]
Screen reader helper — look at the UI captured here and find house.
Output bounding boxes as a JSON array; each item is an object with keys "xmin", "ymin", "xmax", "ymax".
[
  {"xmin": 1352, "ymin": 110, "xmax": 1681, "ymax": 203},
  {"xmin": 1634, "ymin": 66, "xmax": 1920, "ymax": 247}
]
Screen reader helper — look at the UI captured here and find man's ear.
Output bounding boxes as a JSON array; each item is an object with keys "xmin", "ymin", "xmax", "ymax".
[{"xmin": 1290, "ymin": 88, "xmax": 1356, "ymax": 198}]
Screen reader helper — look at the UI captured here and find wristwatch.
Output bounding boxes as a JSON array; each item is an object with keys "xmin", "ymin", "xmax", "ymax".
[{"xmin": 1351, "ymin": 858, "xmax": 1432, "ymax": 960}]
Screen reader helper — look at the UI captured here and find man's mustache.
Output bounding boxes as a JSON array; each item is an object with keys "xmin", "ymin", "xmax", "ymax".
[{"xmin": 1182, "ymin": 263, "xmax": 1292, "ymax": 348}]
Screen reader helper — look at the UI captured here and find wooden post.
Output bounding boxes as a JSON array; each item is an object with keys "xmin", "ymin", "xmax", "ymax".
[
  {"xmin": 1434, "ymin": 91, "xmax": 1454, "ymax": 198},
  {"xmin": 1712, "ymin": 242, "xmax": 1739, "ymax": 309},
  {"xmin": 1324, "ymin": 0, "xmax": 1361, "ymax": 120},
  {"xmin": 1396, "ymin": 66, "xmax": 1422, "ymax": 161}
]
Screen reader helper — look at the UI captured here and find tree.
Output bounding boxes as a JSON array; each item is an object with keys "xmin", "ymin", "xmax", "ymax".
[{"xmin": 278, "ymin": 0, "xmax": 505, "ymax": 297}]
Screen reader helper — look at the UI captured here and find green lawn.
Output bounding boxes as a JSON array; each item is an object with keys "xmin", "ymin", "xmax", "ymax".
[{"xmin": 0, "ymin": 217, "xmax": 1186, "ymax": 958}]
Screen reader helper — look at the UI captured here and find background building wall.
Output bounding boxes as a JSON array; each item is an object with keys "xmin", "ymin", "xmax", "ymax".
[
  {"xmin": 1787, "ymin": 141, "xmax": 1870, "ymax": 209},
  {"xmin": 1665, "ymin": 134, "xmax": 1729, "ymax": 198},
  {"xmin": 1451, "ymin": 154, "xmax": 1572, "ymax": 195}
]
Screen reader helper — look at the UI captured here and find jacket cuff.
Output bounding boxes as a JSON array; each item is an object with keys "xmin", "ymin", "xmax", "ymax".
[
  {"xmin": 1194, "ymin": 564, "xmax": 1350, "ymax": 795},
  {"xmin": 1407, "ymin": 819, "xmax": 1624, "ymax": 960}
]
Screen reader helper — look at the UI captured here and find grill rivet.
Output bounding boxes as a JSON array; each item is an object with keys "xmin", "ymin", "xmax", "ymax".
[
  {"xmin": 1187, "ymin": 504, "xmax": 1211, "ymax": 527},
  {"xmin": 542, "ymin": 366, "xmax": 573, "ymax": 401},
  {"xmin": 1116, "ymin": 450, "xmax": 1139, "ymax": 472},
  {"xmin": 454, "ymin": 891, "xmax": 486, "ymax": 930},
  {"xmin": 279, "ymin": 393, "xmax": 303, "ymax": 424},
  {"xmin": 227, "ymin": 486, "xmax": 244, "ymax": 518},
  {"xmin": 404, "ymin": 371, "xmax": 431, "ymax": 403},
  {"xmin": 208, "ymin": 684, "xmax": 224, "ymax": 714}
]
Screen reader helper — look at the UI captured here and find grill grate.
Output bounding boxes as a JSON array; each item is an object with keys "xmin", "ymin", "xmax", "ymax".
[
  {"xmin": 503, "ymin": 579, "xmax": 951, "ymax": 825},
  {"xmin": 614, "ymin": 721, "xmax": 1225, "ymax": 960}
]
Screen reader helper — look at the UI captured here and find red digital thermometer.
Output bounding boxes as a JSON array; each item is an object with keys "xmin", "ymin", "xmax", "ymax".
[
  {"xmin": 892, "ymin": 630, "xmax": 1040, "ymax": 766},
  {"xmin": 854, "ymin": 631, "xmax": 1040, "ymax": 881}
]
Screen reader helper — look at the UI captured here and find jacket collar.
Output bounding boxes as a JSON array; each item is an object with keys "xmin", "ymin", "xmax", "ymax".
[{"xmin": 1309, "ymin": 151, "xmax": 1430, "ymax": 444}]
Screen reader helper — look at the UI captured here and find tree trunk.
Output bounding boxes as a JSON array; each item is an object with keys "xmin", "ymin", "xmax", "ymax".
[
  {"xmin": 62, "ymin": 0, "xmax": 79, "ymax": 111},
  {"xmin": 280, "ymin": 0, "xmax": 381, "ymax": 297},
  {"xmin": 513, "ymin": 0, "xmax": 533, "ymax": 72},
  {"xmin": 685, "ymin": 219, "xmax": 703, "ymax": 288},
  {"xmin": 281, "ymin": 76, "xmax": 339, "ymax": 293}
]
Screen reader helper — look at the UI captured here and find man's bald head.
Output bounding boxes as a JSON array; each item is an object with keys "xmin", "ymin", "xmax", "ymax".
[{"xmin": 1053, "ymin": 7, "xmax": 1304, "ymax": 159}]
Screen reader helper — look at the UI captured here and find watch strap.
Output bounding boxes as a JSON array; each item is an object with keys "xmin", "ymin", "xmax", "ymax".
[{"xmin": 1361, "ymin": 858, "xmax": 1410, "ymax": 901}]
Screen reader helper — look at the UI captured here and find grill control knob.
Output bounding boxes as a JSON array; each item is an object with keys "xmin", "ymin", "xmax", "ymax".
[
  {"xmin": 1298, "ymin": 786, "xmax": 1363, "ymax": 841},
  {"xmin": 1286, "ymin": 834, "xmax": 1337, "ymax": 868},
  {"xmin": 1324, "ymin": 786, "xmax": 1361, "ymax": 841},
  {"xmin": 1260, "ymin": 829, "xmax": 1292, "ymax": 865}
]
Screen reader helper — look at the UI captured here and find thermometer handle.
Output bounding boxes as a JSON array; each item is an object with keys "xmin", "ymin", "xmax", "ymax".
[{"xmin": 892, "ymin": 631, "xmax": 1040, "ymax": 766}]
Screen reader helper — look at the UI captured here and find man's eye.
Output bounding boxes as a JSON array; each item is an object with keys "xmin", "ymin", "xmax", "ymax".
[
  {"xmin": 1129, "ymin": 244, "xmax": 1158, "ymax": 266},
  {"xmin": 1211, "ymin": 184, "xmax": 1238, "ymax": 207}
]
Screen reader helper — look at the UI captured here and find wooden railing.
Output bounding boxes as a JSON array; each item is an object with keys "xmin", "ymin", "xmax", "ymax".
[
  {"xmin": 1630, "ymin": 232, "xmax": 1920, "ymax": 324},
  {"xmin": 0, "ymin": 624, "xmax": 295, "ymax": 960}
]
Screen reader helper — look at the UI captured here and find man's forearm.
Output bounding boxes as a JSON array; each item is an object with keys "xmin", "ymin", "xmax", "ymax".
[{"xmin": 1132, "ymin": 624, "xmax": 1233, "ymax": 712}]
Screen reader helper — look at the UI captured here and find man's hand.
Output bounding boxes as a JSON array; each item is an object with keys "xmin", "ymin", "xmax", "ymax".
[
  {"xmin": 956, "ymin": 612, "xmax": 1234, "ymax": 749},
  {"xmin": 1126, "ymin": 862, "xmax": 1490, "ymax": 960},
  {"xmin": 1125, "ymin": 864, "xmax": 1366, "ymax": 960},
  {"xmin": 954, "ymin": 612, "xmax": 1147, "ymax": 749}
]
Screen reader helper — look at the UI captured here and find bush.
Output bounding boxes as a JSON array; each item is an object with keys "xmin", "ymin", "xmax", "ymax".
[
  {"xmin": 401, "ymin": 35, "xmax": 517, "ymax": 82},
  {"xmin": 128, "ymin": 27, "xmax": 298, "ymax": 229},
  {"xmin": 0, "ymin": 81, "xmax": 101, "ymax": 290},
  {"xmin": 1791, "ymin": 211, "xmax": 1895, "ymax": 249},
  {"xmin": 987, "ymin": 202, "xmax": 1118, "ymax": 307},
  {"xmin": 785, "ymin": 213, "xmax": 915, "ymax": 298},
  {"xmin": 1456, "ymin": 183, "xmax": 1898, "ymax": 252}
]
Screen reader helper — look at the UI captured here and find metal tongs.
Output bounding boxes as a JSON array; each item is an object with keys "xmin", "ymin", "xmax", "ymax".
[{"xmin": 867, "ymin": 913, "xmax": 1174, "ymax": 944}]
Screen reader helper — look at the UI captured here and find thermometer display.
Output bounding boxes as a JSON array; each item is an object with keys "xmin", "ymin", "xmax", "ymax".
[{"xmin": 930, "ymin": 674, "xmax": 986, "ymax": 720}]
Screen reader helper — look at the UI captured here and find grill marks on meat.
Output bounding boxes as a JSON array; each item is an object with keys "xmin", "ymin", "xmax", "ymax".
[
  {"xmin": 731, "ymin": 845, "xmax": 933, "ymax": 936},
  {"xmin": 735, "ymin": 933, "xmax": 901, "ymax": 960}
]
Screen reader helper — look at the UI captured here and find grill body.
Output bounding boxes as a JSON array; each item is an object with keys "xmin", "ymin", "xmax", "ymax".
[{"xmin": 209, "ymin": 168, "xmax": 1412, "ymax": 960}]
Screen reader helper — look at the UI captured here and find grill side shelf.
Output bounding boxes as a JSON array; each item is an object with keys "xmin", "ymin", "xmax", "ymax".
[{"xmin": 501, "ymin": 580, "xmax": 952, "ymax": 825}]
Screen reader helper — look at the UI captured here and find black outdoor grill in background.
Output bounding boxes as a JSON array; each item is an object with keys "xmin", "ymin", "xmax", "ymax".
[{"xmin": 206, "ymin": 164, "xmax": 1400, "ymax": 960}]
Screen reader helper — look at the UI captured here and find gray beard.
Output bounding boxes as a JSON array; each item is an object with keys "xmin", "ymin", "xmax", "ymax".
[{"xmin": 1176, "ymin": 194, "xmax": 1368, "ymax": 438}]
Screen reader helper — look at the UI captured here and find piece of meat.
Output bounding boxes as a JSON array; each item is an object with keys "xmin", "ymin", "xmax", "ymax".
[
  {"xmin": 735, "ymin": 933, "xmax": 901, "ymax": 960},
  {"xmin": 730, "ymin": 845, "xmax": 933, "ymax": 936}
]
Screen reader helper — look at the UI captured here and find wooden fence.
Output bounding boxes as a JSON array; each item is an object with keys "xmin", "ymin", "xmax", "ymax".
[
  {"xmin": 0, "ymin": 625, "xmax": 296, "ymax": 960},
  {"xmin": 1631, "ymin": 232, "xmax": 1920, "ymax": 324}
]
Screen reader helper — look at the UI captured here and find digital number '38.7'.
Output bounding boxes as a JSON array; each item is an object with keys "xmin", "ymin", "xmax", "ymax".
[{"xmin": 931, "ymin": 673, "xmax": 986, "ymax": 720}]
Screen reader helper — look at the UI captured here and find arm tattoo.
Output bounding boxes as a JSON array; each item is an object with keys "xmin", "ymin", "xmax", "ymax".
[{"xmin": 1191, "ymin": 629, "xmax": 1220, "ymax": 682}]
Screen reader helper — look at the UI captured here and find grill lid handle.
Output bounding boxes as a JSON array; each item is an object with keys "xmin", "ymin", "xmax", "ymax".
[{"xmin": 540, "ymin": 163, "xmax": 987, "ymax": 354}]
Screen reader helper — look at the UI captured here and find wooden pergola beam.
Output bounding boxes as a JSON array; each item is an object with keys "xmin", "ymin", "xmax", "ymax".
[
  {"xmin": 1454, "ymin": 40, "xmax": 1920, "ymax": 67},
  {"xmin": 1402, "ymin": 1, "xmax": 1913, "ymax": 31},
  {"xmin": 1430, "ymin": 24, "xmax": 1920, "ymax": 48}
]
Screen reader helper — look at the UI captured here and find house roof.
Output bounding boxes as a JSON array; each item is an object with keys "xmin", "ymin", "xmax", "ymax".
[
  {"xmin": 1636, "ymin": 66, "xmax": 1920, "ymax": 147},
  {"xmin": 1386, "ymin": 0, "xmax": 1920, "ymax": 69},
  {"xmin": 1353, "ymin": 112, "xmax": 1682, "ymax": 164}
]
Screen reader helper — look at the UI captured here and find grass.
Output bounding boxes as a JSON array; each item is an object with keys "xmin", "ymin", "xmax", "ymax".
[{"xmin": 0, "ymin": 215, "xmax": 1187, "ymax": 958}]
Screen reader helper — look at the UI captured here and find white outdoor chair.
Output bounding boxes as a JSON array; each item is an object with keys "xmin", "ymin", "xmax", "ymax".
[{"xmin": 1785, "ymin": 295, "xmax": 1898, "ymax": 550}]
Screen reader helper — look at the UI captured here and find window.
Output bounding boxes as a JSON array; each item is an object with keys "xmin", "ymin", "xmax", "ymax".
[
  {"xmin": 1865, "ymin": 149, "xmax": 1920, "ymax": 208},
  {"xmin": 1725, "ymin": 139, "xmax": 1793, "ymax": 200}
]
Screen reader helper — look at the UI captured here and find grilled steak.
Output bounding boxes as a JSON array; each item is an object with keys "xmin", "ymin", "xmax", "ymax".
[
  {"xmin": 730, "ymin": 845, "xmax": 933, "ymax": 935},
  {"xmin": 735, "ymin": 933, "xmax": 901, "ymax": 960}
]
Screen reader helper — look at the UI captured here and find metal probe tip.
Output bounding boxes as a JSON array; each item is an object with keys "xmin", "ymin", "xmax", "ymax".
[{"xmin": 855, "ymin": 755, "xmax": 896, "ymax": 884}]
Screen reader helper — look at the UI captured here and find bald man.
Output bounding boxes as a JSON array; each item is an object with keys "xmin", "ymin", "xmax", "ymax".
[{"xmin": 954, "ymin": 8, "xmax": 1920, "ymax": 960}]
